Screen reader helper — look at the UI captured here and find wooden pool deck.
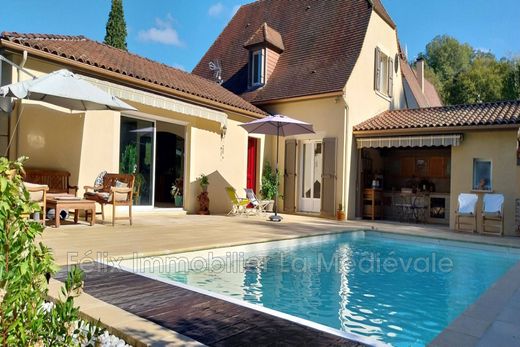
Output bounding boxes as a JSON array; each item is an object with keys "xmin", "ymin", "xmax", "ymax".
[{"xmin": 55, "ymin": 262, "xmax": 364, "ymax": 346}]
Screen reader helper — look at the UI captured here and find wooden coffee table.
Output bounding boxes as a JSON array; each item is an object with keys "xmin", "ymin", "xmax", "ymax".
[{"xmin": 46, "ymin": 194, "xmax": 96, "ymax": 228}]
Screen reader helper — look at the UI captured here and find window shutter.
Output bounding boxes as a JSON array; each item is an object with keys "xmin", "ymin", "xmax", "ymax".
[
  {"xmin": 374, "ymin": 47, "xmax": 381, "ymax": 92},
  {"xmin": 388, "ymin": 58, "xmax": 393, "ymax": 97},
  {"xmin": 321, "ymin": 138, "xmax": 337, "ymax": 216},
  {"xmin": 284, "ymin": 139, "xmax": 297, "ymax": 213}
]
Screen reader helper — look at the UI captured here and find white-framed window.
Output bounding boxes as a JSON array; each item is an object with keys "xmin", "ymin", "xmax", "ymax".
[
  {"xmin": 473, "ymin": 159, "xmax": 492, "ymax": 191},
  {"xmin": 250, "ymin": 49, "xmax": 265, "ymax": 87},
  {"xmin": 374, "ymin": 47, "xmax": 393, "ymax": 98}
]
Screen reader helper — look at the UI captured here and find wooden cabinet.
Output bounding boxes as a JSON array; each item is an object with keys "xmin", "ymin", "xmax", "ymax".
[
  {"xmin": 363, "ymin": 188, "xmax": 383, "ymax": 220},
  {"xmin": 429, "ymin": 157, "xmax": 445, "ymax": 177},
  {"xmin": 400, "ymin": 156, "xmax": 449, "ymax": 178},
  {"xmin": 400, "ymin": 157, "xmax": 415, "ymax": 177}
]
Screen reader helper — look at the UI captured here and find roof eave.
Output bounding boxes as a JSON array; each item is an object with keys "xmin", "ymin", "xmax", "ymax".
[
  {"xmin": 251, "ymin": 90, "xmax": 344, "ymax": 106},
  {"xmin": 1, "ymin": 39, "xmax": 266, "ymax": 119},
  {"xmin": 353, "ymin": 123, "xmax": 520, "ymax": 137}
]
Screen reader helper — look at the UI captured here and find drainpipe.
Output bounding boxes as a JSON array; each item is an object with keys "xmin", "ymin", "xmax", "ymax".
[
  {"xmin": 341, "ymin": 94, "xmax": 349, "ymax": 215},
  {"xmin": 14, "ymin": 51, "xmax": 29, "ymax": 158}
]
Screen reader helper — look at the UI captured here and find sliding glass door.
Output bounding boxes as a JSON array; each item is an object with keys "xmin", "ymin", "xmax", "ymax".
[{"xmin": 119, "ymin": 116, "xmax": 155, "ymax": 206}]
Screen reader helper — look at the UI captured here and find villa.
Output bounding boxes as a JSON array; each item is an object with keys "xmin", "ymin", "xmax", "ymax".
[
  {"xmin": 194, "ymin": 0, "xmax": 520, "ymax": 235},
  {"xmin": 2, "ymin": 0, "xmax": 520, "ymax": 346}
]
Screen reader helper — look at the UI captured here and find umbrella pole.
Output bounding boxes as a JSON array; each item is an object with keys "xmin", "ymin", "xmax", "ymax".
[{"xmin": 269, "ymin": 125, "xmax": 282, "ymax": 222}]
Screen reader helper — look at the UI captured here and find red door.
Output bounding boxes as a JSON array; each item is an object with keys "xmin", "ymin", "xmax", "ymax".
[{"xmin": 247, "ymin": 137, "xmax": 258, "ymax": 192}]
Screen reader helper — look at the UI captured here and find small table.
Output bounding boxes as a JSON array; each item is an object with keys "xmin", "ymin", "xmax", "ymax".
[{"xmin": 46, "ymin": 194, "xmax": 96, "ymax": 228}]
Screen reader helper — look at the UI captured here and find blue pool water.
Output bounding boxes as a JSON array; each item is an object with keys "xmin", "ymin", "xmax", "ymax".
[{"xmin": 134, "ymin": 231, "xmax": 520, "ymax": 346}]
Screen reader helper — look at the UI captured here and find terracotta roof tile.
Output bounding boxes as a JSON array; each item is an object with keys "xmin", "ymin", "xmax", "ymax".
[
  {"xmin": 354, "ymin": 100, "xmax": 520, "ymax": 132},
  {"xmin": 244, "ymin": 23, "xmax": 284, "ymax": 52},
  {"xmin": 400, "ymin": 58, "xmax": 442, "ymax": 108},
  {"xmin": 400, "ymin": 58, "xmax": 429, "ymax": 107},
  {"xmin": 193, "ymin": 0, "xmax": 393, "ymax": 104},
  {"xmin": 423, "ymin": 78, "xmax": 442, "ymax": 107},
  {"xmin": 0, "ymin": 32, "xmax": 266, "ymax": 117}
]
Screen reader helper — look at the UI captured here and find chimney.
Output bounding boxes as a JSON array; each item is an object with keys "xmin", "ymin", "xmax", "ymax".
[{"xmin": 416, "ymin": 58, "xmax": 425, "ymax": 93}]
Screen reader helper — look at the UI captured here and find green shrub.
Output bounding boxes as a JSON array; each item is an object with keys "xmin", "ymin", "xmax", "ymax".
[
  {"xmin": 260, "ymin": 162, "xmax": 279, "ymax": 200},
  {"xmin": 0, "ymin": 157, "xmax": 102, "ymax": 346}
]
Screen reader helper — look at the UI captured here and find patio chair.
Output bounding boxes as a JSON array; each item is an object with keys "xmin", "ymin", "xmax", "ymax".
[
  {"xmin": 481, "ymin": 193, "xmax": 505, "ymax": 236},
  {"xmin": 244, "ymin": 188, "xmax": 270, "ymax": 215},
  {"xmin": 225, "ymin": 187, "xmax": 249, "ymax": 216},
  {"xmin": 23, "ymin": 182, "xmax": 49, "ymax": 224},
  {"xmin": 84, "ymin": 173, "xmax": 134, "ymax": 226},
  {"xmin": 455, "ymin": 193, "xmax": 478, "ymax": 233}
]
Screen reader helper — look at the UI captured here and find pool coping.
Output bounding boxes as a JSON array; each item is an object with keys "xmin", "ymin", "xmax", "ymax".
[
  {"xmin": 105, "ymin": 221, "xmax": 520, "ymax": 263},
  {"xmin": 429, "ymin": 260, "xmax": 520, "ymax": 346}
]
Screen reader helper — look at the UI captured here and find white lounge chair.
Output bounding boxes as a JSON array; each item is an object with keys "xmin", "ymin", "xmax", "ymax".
[
  {"xmin": 244, "ymin": 188, "xmax": 270, "ymax": 215},
  {"xmin": 482, "ymin": 193, "xmax": 505, "ymax": 236},
  {"xmin": 455, "ymin": 193, "xmax": 478, "ymax": 232}
]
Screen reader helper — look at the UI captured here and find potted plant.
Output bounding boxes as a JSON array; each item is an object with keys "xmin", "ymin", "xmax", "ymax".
[
  {"xmin": 198, "ymin": 173, "xmax": 209, "ymax": 192},
  {"xmin": 260, "ymin": 162, "xmax": 279, "ymax": 212},
  {"xmin": 170, "ymin": 178, "xmax": 183, "ymax": 207},
  {"xmin": 337, "ymin": 203, "xmax": 346, "ymax": 221}
]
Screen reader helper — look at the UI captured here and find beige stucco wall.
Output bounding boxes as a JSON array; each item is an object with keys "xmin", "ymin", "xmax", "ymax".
[
  {"xmin": 262, "ymin": 10, "xmax": 405, "ymax": 218},
  {"xmin": 6, "ymin": 54, "xmax": 262, "ymax": 215},
  {"xmin": 343, "ymin": 11, "xmax": 406, "ymax": 219},
  {"xmin": 450, "ymin": 130, "xmax": 520, "ymax": 235},
  {"xmin": 263, "ymin": 96, "xmax": 346, "ymax": 214}
]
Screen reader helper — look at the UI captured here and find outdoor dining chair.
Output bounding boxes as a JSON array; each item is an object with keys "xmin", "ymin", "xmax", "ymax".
[
  {"xmin": 225, "ymin": 187, "xmax": 249, "ymax": 216},
  {"xmin": 482, "ymin": 193, "xmax": 505, "ymax": 236},
  {"xmin": 244, "ymin": 188, "xmax": 270, "ymax": 215},
  {"xmin": 455, "ymin": 193, "xmax": 478, "ymax": 232}
]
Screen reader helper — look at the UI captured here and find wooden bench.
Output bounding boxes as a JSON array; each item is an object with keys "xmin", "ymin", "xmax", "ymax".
[
  {"xmin": 23, "ymin": 168, "xmax": 78, "ymax": 195},
  {"xmin": 84, "ymin": 173, "xmax": 135, "ymax": 226}
]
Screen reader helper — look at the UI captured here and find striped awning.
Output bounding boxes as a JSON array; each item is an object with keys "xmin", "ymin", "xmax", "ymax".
[
  {"xmin": 81, "ymin": 75, "xmax": 228, "ymax": 127},
  {"xmin": 356, "ymin": 134, "xmax": 463, "ymax": 149}
]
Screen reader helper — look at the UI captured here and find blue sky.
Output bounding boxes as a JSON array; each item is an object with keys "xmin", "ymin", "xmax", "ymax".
[{"xmin": 2, "ymin": 0, "xmax": 519, "ymax": 72}]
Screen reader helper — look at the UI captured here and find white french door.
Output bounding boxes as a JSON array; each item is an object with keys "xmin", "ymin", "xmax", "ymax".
[{"xmin": 299, "ymin": 140, "xmax": 322, "ymax": 212}]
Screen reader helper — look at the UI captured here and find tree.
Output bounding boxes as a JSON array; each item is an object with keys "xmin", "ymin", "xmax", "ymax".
[
  {"xmin": 448, "ymin": 54, "xmax": 509, "ymax": 104},
  {"xmin": 419, "ymin": 35, "xmax": 520, "ymax": 105},
  {"xmin": 503, "ymin": 58, "xmax": 520, "ymax": 100},
  {"xmin": 104, "ymin": 0, "xmax": 128, "ymax": 51},
  {"xmin": 421, "ymin": 35, "xmax": 473, "ymax": 86}
]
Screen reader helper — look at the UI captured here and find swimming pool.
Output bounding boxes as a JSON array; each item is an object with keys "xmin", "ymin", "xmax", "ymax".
[{"xmin": 124, "ymin": 231, "xmax": 520, "ymax": 346}]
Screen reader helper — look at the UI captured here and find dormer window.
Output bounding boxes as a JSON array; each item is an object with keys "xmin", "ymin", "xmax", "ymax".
[
  {"xmin": 244, "ymin": 23, "xmax": 284, "ymax": 89},
  {"xmin": 250, "ymin": 49, "xmax": 265, "ymax": 86}
]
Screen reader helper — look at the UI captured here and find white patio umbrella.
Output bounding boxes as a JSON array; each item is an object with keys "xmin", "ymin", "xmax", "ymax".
[
  {"xmin": 239, "ymin": 114, "xmax": 314, "ymax": 222},
  {"xmin": 0, "ymin": 69, "xmax": 137, "ymax": 155},
  {"xmin": 0, "ymin": 69, "xmax": 136, "ymax": 111}
]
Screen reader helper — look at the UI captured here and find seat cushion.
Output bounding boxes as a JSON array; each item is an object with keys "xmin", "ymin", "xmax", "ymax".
[
  {"xmin": 23, "ymin": 182, "xmax": 48, "ymax": 202},
  {"xmin": 114, "ymin": 180, "xmax": 129, "ymax": 202},
  {"xmin": 84, "ymin": 192, "xmax": 110, "ymax": 204}
]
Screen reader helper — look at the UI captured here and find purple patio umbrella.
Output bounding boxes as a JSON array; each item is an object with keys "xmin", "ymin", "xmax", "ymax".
[{"xmin": 239, "ymin": 114, "xmax": 314, "ymax": 222}]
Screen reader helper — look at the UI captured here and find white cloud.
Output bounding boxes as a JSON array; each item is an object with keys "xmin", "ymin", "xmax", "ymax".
[
  {"xmin": 138, "ymin": 15, "xmax": 182, "ymax": 46},
  {"xmin": 208, "ymin": 3, "xmax": 224, "ymax": 17}
]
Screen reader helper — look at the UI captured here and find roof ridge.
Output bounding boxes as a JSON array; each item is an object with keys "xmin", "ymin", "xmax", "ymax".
[
  {"xmin": 1, "ymin": 31, "xmax": 266, "ymax": 116},
  {"xmin": 401, "ymin": 99, "xmax": 520, "ymax": 112},
  {"xmin": 2, "ymin": 31, "xmax": 204, "ymax": 80},
  {"xmin": 1, "ymin": 31, "xmax": 87, "ymax": 41}
]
